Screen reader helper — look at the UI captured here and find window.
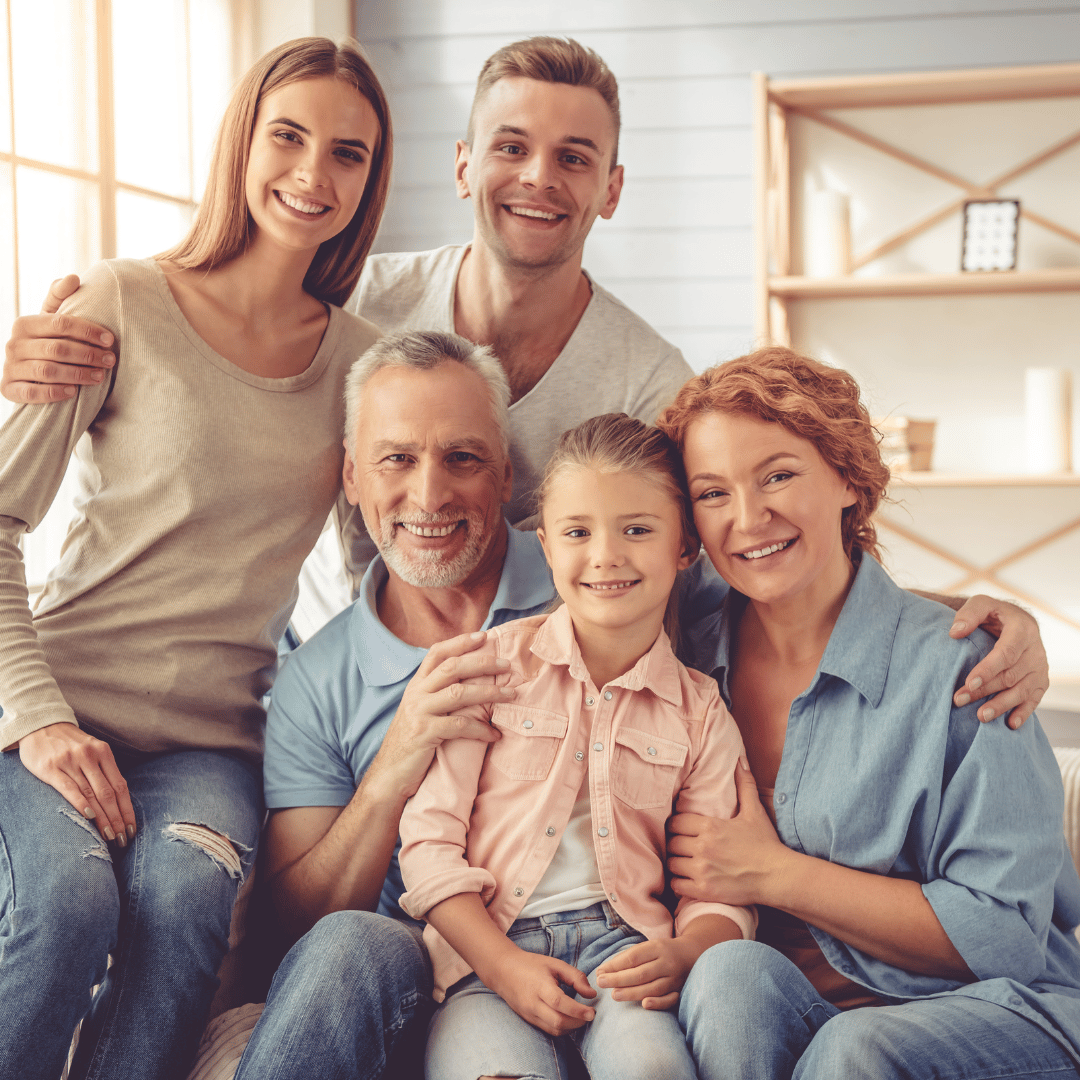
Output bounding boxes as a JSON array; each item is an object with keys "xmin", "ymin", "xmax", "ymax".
[{"xmin": 1, "ymin": 0, "xmax": 242, "ymax": 584}]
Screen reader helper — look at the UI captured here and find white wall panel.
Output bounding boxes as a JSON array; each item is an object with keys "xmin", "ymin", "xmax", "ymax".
[{"xmin": 357, "ymin": 1, "xmax": 1075, "ymax": 38}]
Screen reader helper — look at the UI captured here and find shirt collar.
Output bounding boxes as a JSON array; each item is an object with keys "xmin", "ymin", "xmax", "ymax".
[
  {"xmin": 710, "ymin": 553, "xmax": 901, "ymax": 710},
  {"xmin": 350, "ymin": 522, "xmax": 555, "ymax": 688},
  {"xmin": 529, "ymin": 603, "xmax": 685, "ymax": 706}
]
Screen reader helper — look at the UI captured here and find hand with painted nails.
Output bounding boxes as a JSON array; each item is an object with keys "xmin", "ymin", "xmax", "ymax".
[
  {"xmin": 2, "ymin": 274, "xmax": 117, "ymax": 405},
  {"xmin": 18, "ymin": 722, "xmax": 136, "ymax": 844},
  {"xmin": 948, "ymin": 595, "xmax": 1048, "ymax": 729}
]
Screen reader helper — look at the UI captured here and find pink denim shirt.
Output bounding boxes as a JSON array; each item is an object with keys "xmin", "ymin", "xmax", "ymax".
[{"xmin": 399, "ymin": 605, "xmax": 755, "ymax": 999}]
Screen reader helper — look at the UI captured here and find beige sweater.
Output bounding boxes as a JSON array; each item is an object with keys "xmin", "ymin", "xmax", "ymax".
[{"xmin": 0, "ymin": 258, "xmax": 379, "ymax": 758}]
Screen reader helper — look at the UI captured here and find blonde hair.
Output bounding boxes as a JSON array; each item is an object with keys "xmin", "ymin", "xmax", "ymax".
[
  {"xmin": 467, "ymin": 36, "xmax": 620, "ymax": 167},
  {"xmin": 160, "ymin": 37, "xmax": 392, "ymax": 308},
  {"xmin": 537, "ymin": 413, "xmax": 698, "ymax": 645},
  {"xmin": 657, "ymin": 347, "xmax": 891, "ymax": 563}
]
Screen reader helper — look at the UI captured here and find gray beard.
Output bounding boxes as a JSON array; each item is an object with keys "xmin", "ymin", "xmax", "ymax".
[{"xmin": 366, "ymin": 507, "xmax": 490, "ymax": 588}]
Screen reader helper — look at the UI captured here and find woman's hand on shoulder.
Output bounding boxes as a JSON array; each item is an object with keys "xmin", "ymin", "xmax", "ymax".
[
  {"xmin": 948, "ymin": 596, "xmax": 1048, "ymax": 729},
  {"xmin": 18, "ymin": 722, "xmax": 136, "ymax": 844},
  {"xmin": 3, "ymin": 275, "xmax": 115, "ymax": 404}
]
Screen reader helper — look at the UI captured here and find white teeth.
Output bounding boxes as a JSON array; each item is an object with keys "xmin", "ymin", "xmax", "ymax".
[
  {"xmin": 509, "ymin": 206, "xmax": 559, "ymax": 220},
  {"xmin": 400, "ymin": 522, "xmax": 458, "ymax": 537},
  {"xmin": 741, "ymin": 539, "xmax": 794, "ymax": 560},
  {"xmin": 586, "ymin": 581, "xmax": 636, "ymax": 591},
  {"xmin": 277, "ymin": 190, "xmax": 329, "ymax": 215}
]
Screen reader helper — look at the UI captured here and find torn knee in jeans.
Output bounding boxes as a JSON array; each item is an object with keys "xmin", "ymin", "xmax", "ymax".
[
  {"xmin": 164, "ymin": 822, "xmax": 244, "ymax": 879},
  {"xmin": 59, "ymin": 805, "xmax": 113, "ymax": 861}
]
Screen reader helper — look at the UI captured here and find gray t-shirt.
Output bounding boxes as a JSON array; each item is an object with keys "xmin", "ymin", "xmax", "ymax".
[
  {"xmin": 348, "ymin": 245, "xmax": 693, "ymax": 526},
  {"xmin": 293, "ymin": 245, "xmax": 694, "ymax": 637}
]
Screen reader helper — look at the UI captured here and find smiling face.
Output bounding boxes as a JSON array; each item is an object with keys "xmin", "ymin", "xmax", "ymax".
[
  {"xmin": 244, "ymin": 76, "xmax": 381, "ymax": 258},
  {"xmin": 538, "ymin": 466, "xmax": 693, "ymax": 644},
  {"xmin": 342, "ymin": 361, "xmax": 512, "ymax": 589},
  {"xmin": 682, "ymin": 411, "xmax": 857, "ymax": 611},
  {"xmin": 455, "ymin": 77, "xmax": 624, "ymax": 272}
]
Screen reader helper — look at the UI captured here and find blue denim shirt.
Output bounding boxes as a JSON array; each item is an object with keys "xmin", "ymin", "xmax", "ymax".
[{"xmin": 700, "ymin": 553, "xmax": 1080, "ymax": 1062}]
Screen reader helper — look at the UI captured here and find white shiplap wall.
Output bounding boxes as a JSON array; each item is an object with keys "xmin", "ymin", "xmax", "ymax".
[{"xmin": 353, "ymin": 0, "xmax": 1080, "ymax": 372}]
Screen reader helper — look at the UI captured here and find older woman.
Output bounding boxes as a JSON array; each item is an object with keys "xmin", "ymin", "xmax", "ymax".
[{"xmin": 657, "ymin": 348, "xmax": 1080, "ymax": 1079}]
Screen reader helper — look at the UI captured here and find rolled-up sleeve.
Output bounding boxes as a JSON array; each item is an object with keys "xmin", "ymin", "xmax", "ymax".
[
  {"xmin": 398, "ymin": 734, "xmax": 497, "ymax": 919},
  {"xmin": 672, "ymin": 694, "xmax": 757, "ymax": 942},
  {"xmin": 923, "ymin": 704, "xmax": 1064, "ymax": 984}
]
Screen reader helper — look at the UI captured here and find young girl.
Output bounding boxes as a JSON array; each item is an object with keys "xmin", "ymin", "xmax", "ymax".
[
  {"xmin": 398, "ymin": 413, "xmax": 753, "ymax": 1080},
  {"xmin": 0, "ymin": 38, "xmax": 390, "ymax": 1080}
]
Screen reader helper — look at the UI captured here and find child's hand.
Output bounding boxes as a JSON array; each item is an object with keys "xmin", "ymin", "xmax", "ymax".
[
  {"xmin": 485, "ymin": 949, "xmax": 597, "ymax": 1036},
  {"xmin": 594, "ymin": 938, "xmax": 700, "ymax": 1010}
]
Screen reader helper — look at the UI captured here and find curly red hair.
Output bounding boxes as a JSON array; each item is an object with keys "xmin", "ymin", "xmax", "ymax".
[{"xmin": 656, "ymin": 347, "xmax": 890, "ymax": 563}]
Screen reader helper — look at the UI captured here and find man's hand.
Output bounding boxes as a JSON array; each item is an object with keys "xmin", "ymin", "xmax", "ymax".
[
  {"xmin": 361, "ymin": 631, "xmax": 515, "ymax": 805},
  {"xmin": 19, "ymin": 722, "xmax": 137, "ymax": 845},
  {"xmin": 949, "ymin": 595, "xmax": 1048, "ymax": 729},
  {"xmin": 3, "ymin": 275, "xmax": 115, "ymax": 404},
  {"xmin": 484, "ymin": 947, "xmax": 596, "ymax": 1036}
]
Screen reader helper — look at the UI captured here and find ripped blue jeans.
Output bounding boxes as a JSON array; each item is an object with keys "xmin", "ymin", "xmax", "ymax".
[{"xmin": 0, "ymin": 745, "xmax": 262, "ymax": 1080}]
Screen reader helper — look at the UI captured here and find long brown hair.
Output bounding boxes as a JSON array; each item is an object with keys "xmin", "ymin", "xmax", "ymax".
[
  {"xmin": 657, "ymin": 348, "xmax": 891, "ymax": 562},
  {"xmin": 161, "ymin": 37, "xmax": 393, "ymax": 307}
]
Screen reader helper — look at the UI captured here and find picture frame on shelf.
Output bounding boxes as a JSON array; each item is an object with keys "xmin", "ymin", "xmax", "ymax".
[{"xmin": 961, "ymin": 199, "xmax": 1020, "ymax": 272}]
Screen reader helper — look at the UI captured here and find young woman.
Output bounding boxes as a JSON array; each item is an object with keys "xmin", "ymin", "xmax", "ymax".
[
  {"xmin": 0, "ymin": 38, "xmax": 391, "ymax": 1080},
  {"xmin": 656, "ymin": 348, "xmax": 1080, "ymax": 1079},
  {"xmin": 398, "ymin": 413, "xmax": 751, "ymax": 1080}
]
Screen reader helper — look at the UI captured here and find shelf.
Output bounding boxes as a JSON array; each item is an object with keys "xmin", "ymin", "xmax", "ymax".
[
  {"xmin": 768, "ymin": 62, "xmax": 1080, "ymax": 111},
  {"xmin": 769, "ymin": 267, "xmax": 1080, "ymax": 300},
  {"xmin": 888, "ymin": 472, "xmax": 1080, "ymax": 488}
]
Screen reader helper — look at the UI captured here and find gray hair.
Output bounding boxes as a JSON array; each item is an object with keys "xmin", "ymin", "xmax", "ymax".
[{"xmin": 343, "ymin": 330, "xmax": 511, "ymax": 458}]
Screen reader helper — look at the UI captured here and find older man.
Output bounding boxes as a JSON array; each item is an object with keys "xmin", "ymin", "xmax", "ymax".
[{"xmin": 229, "ymin": 330, "xmax": 559, "ymax": 1079}]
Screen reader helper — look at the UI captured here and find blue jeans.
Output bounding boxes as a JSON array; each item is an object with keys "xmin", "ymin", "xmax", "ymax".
[
  {"xmin": 680, "ymin": 940, "xmax": 1079, "ymax": 1080},
  {"xmin": 0, "ymin": 746, "xmax": 262, "ymax": 1080},
  {"xmin": 425, "ymin": 902, "xmax": 699, "ymax": 1080},
  {"xmin": 235, "ymin": 910, "xmax": 433, "ymax": 1080}
]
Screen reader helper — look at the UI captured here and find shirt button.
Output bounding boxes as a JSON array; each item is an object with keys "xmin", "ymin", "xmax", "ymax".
[
  {"xmin": 597, "ymin": 826, "xmax": 609, "ymax": 837},
  {"xmin": 546, "ymin": 826, "xmax": 556, "ymax": 836},
  {"xmin": 585, "ymin": 696, "xmax": 595, "ymax": 706},
  {"xmin": 575, "ymin": 751, "xmax": 584, "ymax": 761},
  {"xmin": 522, "ymin": 719, "xmax": 533, "ymax": 729},
  {"xmin": 513, "ymin": 887, "xmax": 524, "ymax": 897},
  {"xmin": 647, "ymin": 746, "xmax": 657, "ymax": 756},
  {"xmin": 604, "ymin": 690, "xmax": 613, "ymax": 700},
  {"xmin": 1011, "ymin": 996, "xmax": 1024, "ymax": 1008},
  {"xmin": 776, "ymin": 792, "xmax": 787, "ymax": 805},
  {"xmin": 610, "ymin": 892, "xmax": 618, "ymax": 903},
  {"xmin": 594, "ymin": 742, "xmax": 603, "ymax": 752}
]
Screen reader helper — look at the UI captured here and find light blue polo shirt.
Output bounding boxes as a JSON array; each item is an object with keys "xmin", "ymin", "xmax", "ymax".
[
  {"xmin": 710, "ymin": 553, "xmax": 1080, "ymax": 1063},
  {"xmin": 263, "ymin": 523, "xmax": 555, "ymax": 917}
]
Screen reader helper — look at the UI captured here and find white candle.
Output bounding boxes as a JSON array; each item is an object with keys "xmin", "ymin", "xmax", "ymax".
[
  {"xmin": 804, "ymin": 190, "xmax": 850, "ymax": 278},
  {"xmin": 1024, "ymin": 367, "xmax": 1072, "ymax": 473}
]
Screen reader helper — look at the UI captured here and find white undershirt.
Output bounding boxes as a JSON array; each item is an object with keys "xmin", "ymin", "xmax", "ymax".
[{"xmin": 519, "ymin": 770, "xmax": 607, "ymax": 918}]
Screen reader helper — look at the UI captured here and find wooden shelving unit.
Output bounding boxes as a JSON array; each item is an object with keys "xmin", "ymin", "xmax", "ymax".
[{"xmin": 753, "ymin": 61, "xmax": 1080, "ymax": 347}]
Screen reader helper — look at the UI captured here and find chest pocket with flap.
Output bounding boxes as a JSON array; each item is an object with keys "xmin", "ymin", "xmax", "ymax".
[
  {"xmin": 611, "ymin": 727, "xmax": 688, "ymax": 810},
  {"xmin": 487, "ymin": 703, "xmax": 569, "ymax": 782}
]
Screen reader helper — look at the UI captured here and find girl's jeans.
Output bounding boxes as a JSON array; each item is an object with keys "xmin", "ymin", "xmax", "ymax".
[
  {"xmin": 425, "ymin": 901, "xmax": 699, "ymax": 1080},
  {"xmin": 0, "ymin": 745, "xmax": 262, "ymax": 1080}
]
